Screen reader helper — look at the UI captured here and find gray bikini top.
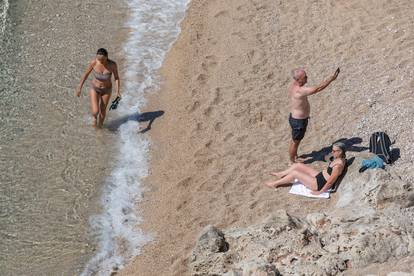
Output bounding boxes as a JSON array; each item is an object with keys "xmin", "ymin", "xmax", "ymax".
[{"xmin": 93, "ymin": 69, "xmax": 112, "ymax": 81}]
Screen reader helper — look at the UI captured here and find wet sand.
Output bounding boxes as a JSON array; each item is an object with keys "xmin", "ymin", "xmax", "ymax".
[
  {"xmin": 0, "ymin": 0, "xmax": 129, "ymax": 274},
  {"xmin": 121, "ymin": 0, "xmax": 414, "ymax": 275}
]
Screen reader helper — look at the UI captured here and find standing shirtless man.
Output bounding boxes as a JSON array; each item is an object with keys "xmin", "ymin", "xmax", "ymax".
[{"xmin": 288, "ymin": 68, "xmax": 340, "ymax": 163}]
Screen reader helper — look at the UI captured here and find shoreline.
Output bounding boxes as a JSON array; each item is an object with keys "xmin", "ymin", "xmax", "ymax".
[
  {"xmin": 122, "ymin": 0, "xmax": 414, "ymax": 275},
  {"xmin": 121, "ymin": 1, "xmax": 333, "ymax": 275}
]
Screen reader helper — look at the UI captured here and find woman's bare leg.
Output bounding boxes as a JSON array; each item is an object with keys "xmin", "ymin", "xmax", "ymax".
[
  {"xmin": 291, "ymin": 163, "xmax": 319, "ymax": 177},
  {"xmin": 89, "ymin": 89, "xmax": 99, "ymax": 128},
  {"xmin": 266, "ymin": 173, "xmax": 296, "ymax": 188},
  {"xmin": 266, "ymin": 168, "xmax": 318, "ymax": 190},
  {"xmin": 294, "ymin": 170, "xmax": 318, "ymax": 190},
  {"xmin": 98, "ymin": 93, "xmax": 111, "ymax": 128},
  {"xmin": 270, "ymin": 163, "xmax": 297, "ymax": 178},
  {"xmin": 271, "ymin": 163, "xmax": 318, "ymax": 178}
]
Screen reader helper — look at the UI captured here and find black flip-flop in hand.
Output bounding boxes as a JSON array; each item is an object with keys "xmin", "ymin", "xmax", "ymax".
[{"xmin": 109, "ymin": 96, "xmax": 121, "ymax": 110}]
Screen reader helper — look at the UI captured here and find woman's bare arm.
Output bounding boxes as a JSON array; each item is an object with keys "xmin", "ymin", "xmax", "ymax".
[
  {"xmin": 112, "ymin": 62, "xmax": 121, "ymax": 97},
  {"xmin": 76, "ymin": 61, "xmax": 95, "ymax": 97},
  {"xmin": 319, "ymin": 164, "xmax": 344, "ymax": 193}
]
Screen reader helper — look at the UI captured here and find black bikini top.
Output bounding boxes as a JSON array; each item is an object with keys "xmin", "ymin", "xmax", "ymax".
[
  {"xmin": 327, "ymin": 165, "xmax": 333, "ymax": 175},
  {"xmin": 327, "ymin": 160, "xmax": 345, "ymax": 175}
]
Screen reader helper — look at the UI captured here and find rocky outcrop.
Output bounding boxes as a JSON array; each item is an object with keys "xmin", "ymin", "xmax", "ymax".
[{"xmin": 190, "ymin": 159, "xmax": 414, "ymax": 275}]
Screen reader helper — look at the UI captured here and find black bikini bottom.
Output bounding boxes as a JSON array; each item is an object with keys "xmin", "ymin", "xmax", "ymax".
[{"xmin": 315, "ymin": 172, "xmax": 327, "ymax": 191}]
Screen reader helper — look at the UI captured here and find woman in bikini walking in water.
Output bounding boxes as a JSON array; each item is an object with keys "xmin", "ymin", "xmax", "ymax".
[{"xmin": 76, "ymin": 48, "xmax": 121, "ymax": 128}]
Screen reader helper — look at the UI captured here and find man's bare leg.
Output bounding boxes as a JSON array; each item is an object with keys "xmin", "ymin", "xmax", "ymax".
[{"xmin": 289, "ymin": 139, "xmax": 305, "ymax": 163}]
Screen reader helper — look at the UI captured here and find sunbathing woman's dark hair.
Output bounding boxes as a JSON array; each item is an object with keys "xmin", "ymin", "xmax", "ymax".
[{"xmin": 96, "ymin": 48, "xmax": 108, "ymax": 57}]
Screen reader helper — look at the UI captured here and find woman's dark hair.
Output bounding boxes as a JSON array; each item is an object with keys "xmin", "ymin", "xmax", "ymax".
[{"xmin": 96, "ymin": 48, "xmax": 108, "ymax": 57}]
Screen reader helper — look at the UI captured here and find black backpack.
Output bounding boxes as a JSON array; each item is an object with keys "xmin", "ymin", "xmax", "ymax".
[{"xmin": 369, "ymin": 132, "xmax": 392, "ymax": 164}]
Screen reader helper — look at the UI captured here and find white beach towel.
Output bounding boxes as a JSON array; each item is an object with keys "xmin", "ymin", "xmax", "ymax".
[{"xmin": 289, "ymin": 179, "xmax": 330, "ymax": 199}]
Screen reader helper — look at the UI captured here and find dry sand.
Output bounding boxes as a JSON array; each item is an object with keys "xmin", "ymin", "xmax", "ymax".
[{"xmin": 121, "ymin": 0, "xmax": 414, "ymax": 275}]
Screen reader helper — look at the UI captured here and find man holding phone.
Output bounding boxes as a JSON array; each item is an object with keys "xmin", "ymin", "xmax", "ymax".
[{"xmin": 287, "ymin": 68, "xmax": 340, "ymax": 163}]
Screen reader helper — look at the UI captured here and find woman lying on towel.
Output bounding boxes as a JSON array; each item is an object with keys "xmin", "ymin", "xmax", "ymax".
[{"xmin": 266, "ymin": 142, "xmax": 346, "ymax": 195}]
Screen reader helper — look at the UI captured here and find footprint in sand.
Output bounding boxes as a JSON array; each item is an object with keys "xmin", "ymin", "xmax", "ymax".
[
  {"xmin": 203, "ymin": 106, "xmax": 213, "ymax": 116},
  {"xmin": 195, "ymin": 158, "xmax": 214, "ymax": 169},
  {"xmin": 246, "ymin": 49, "xmax": 266, "ymax": 65},
  {"xmin": 202, "ymin": 142, "xmax": 211, "ymax": 151},
  {"xmin": 196, "ymin": 73, "xmax": 207, "ymax": 85},
  {"xmin": 176, "ymin": 200, "xmax": 188, "ymax": 211},
  {"xmin": 177, "ymin": 177, "xmax": 192, "ymax": 188},
  {"xmin": 397, "ymin": 59, "xmax": 409, "ymax": 69},
  {"xmin": 232, "ymin": 31, "xmax": 246, "ymax": 41},
  {"xmin": 236, "ymin": 134, "xmax": 248, "ymax": 143},
  {"xmin": 202, "ymin": 56, "xmax": 218, "ymax": 71},
  {"xmin": 191, "ymin": 88, "xmax": 198, "ymax": 96},
  {"xmin": 187, "ymin": 101, "xmax": 200, "ymax": 112},
  {"xmin": 205, "ymin": 55, "xmax": 218, "ymax": 67},
  {"xmin": 196, "ymin": 122, "xmax": 203, "ymax": 131},
  {"xmin": 214, "ymin": 10, "xmax": 229, "ymax": 18},
  {"xmin": 194, "ymin": 146, "xmax": 209, "ymax": 158},
  {"xmin": 223, "ymin": 133, "xmax": 234, "ymax": 142},
  {"xmin": 211, "ymin": 88, "xmax": 223, "ymax": 105},
  {"xmin": 249, "ymin": 186, "xmax": 261, "ymax": 197},
  {"xmin": 238, "ymin": 14, "xmax": 254, "ymax": 23},
  {"xmin": 253, "ymin": 3, "xmax": 268, "ymax": 11},
  {"xmin": 207, "ymin": 37, "xmax": 218, "ymax": 45},
  {"xmin": 249, "ymin": 200, "xmax": 258, "ymax": 210},
  {"xmin": 214, "ymin": 122, "xmax": 222, "ymax": 131},
  {"xmin": 392, "ymin": 31, "xmax": 404, "ymax": 40}
]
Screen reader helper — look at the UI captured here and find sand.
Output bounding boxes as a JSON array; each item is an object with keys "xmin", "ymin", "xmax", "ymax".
[{"xmin": 121, "ymin": 0, "xmax": 414, "ymax": 275}]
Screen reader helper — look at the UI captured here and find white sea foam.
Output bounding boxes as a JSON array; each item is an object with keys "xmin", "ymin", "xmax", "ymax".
[
  {"xmin": 0, "ymin": 0, "xmax": 9, "ymax": 37},
  {"xmin": 81, "ymin": 0, "xmax": 188, "ymax": 275}
]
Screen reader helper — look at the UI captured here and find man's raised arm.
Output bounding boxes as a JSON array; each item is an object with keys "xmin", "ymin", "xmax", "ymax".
[{"xmin": 300, "ymin": 68, "xmax": 340, "ymax": 96}]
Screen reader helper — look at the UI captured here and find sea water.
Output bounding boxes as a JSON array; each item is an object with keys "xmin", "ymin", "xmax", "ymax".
[
  {"xmin": 0, "ymin": 0, "xmax": 8, "ymax": 38},
  {"xmin": 80, "ymin": 0, "xmax": 188, "ymax": 275},
  {"xmin": 1, "ymin": 0, "xmax": 187, "ymax": 275}
]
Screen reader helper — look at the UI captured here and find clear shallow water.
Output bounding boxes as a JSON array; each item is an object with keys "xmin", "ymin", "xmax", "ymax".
[
  {"xmin": 0, "ymin": 0, "xmax": 188, "ymax": 275},
  {"xmin": 1, "ymin": 1, "xmax": 118, "ymax": 275},
  {"xmin": 0, "ymin": 0, "xmax": 9, "ymax": 37},
  {"xmin": 0, "ymin": 0, "xmax": 113, "ymax": 269},
  {"xmin": 80, "ymin": 0, "xmax": 189, "ymax": 275}
]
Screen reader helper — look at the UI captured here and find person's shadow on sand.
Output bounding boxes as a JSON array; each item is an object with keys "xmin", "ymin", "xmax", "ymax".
[
  {"xmin": 136, "ymin": 111, "xmax": 165, "ymax": 133},
  {"xmin": 300, "ymin": 137, "xmax": 368, "ymax": 164},
  {"xmin": 107, "ymin": 110, "xmax": 164, "ymax": 133}
]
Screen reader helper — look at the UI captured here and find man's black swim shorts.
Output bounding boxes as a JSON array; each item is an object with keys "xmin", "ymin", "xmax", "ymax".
[{"xmin": 289, "ymin": 113, "xmax": 309, "ymax": 141}]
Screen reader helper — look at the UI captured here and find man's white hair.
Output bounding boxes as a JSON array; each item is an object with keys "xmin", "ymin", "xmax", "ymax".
[{"xmin": 291, "ymin": 68, "xmax": 306, "ymax": 80}]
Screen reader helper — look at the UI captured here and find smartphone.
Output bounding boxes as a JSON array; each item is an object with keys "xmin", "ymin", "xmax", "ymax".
[{"xmin": 335, "ymin": 68, "xmax": 340, "ymax": 75}]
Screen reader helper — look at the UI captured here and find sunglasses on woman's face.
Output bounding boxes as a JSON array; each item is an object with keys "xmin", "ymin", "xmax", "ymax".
[{"xmin": 332, "ymin": 149, "xmax": 341, "ymax": 152}]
